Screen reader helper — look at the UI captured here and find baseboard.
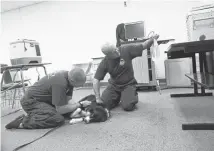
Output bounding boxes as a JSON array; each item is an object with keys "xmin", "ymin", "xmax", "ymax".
[
  {"xmin": 83, "ymin": 82, "xmax": 108, "ymax": 88},
  {"xmin": 83, "ymin": 79, "xmax": 202, "ymax": 90}
]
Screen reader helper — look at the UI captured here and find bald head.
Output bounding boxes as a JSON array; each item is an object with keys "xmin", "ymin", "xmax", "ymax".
[
  {"xmin": 68, "ymin": 67, "xmax": 86, "ymax": 87},
  {"xmin": 101, "ymin": 42, "xmax": 120, "ymax": 59}
]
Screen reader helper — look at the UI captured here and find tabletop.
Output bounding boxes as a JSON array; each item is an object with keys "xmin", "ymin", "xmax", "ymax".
[
  {"xmin": 1, "ymin": 63, "xmax": 52, "ymax": 71},
  {"xmin": 167, "ymin": 40, "xmax": 214, "ymax": 53},
  {"xmin": 120, "ymin": 38, "xmax": 175, "ymax": 45}
]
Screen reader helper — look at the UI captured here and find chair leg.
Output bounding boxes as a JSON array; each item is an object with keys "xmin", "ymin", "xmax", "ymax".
[
  {"xmin": 8, "ymin": 90, "xmax": 12, "ymax": 106},
  {"xmin": 4, "ymin": 91, "xmax": 7, "ymax": 106},
  {"xmin": 4, "ymin": 91, "xmax": 8, "ymax": 107},
  {"xmin": 12, "ymin": 88, "xmax": 17, "ymax": 109},
  {"xmin": 156, "ymin": 80, "xmax": 162, "ymax": 95},
  {"xmin": 1, "ymin": 92, "xmax": 4, "ymax": 107},
  {"xmin": 28, "ymin": 80, "xmax": 32, "ymax": 86},
  {"xmin": 17, "ymin": 88, "xmax": 22, "ymax": 107},
  {"xmin": 3, "ymin": 91, "xmax": 6, "ymax": 107}
]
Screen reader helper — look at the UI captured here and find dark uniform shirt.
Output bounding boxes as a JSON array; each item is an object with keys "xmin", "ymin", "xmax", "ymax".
[
  {"xmin": 94, "ymin": 44, "xmax": 143, "ymax": 87},
  {"xmin": 25, "ymin": 70, "xmax": 73, "ymax": 106}
]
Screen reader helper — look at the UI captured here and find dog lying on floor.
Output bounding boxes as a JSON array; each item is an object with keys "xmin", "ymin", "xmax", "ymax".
[{"xmin": 69, "ymin": 94, "xmax": 110, "ymax": 124}]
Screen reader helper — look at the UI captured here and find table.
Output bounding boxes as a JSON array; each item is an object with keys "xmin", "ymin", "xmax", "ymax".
[
  {"xmin": 1, "ymin": 63, "xmax": 51, "ymax": 94},
  {"xmin": 120, "ymin": 38, "xmax": 175, "ymax": 45},
  {"xmin": 167, "ymin": 40, "xmax": 214, "ymax": 130},
  {"xmin": 167, "ymin": 40, "xmax": 214, "ymax": 97}
]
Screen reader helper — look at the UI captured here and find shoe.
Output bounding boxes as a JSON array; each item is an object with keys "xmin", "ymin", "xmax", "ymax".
[
  {"xmin": 5, "ymin": 114, "xmax": 25, "ymax": 129},
  {"xmin": 133, "ymin": 104, "xmax": 138, "ymax": 110}
]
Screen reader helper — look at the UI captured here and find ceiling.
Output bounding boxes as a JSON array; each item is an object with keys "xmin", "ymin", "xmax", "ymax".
[
  {"xmin": 1, "ymin": 0, "xmax": 213, "ymax": 13},
  {"xmin": 1, "ymin": 1, "xmax": 45, "ymax": 13}
]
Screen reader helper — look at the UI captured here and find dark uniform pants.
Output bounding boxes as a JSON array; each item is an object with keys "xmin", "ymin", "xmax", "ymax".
[
  {"xmin": 20, "ymin": 96, "xmax": 65, "ymax": 129},
  {"xmin": 101, "ymin": 84, "xmax": 139, "ymax": 111}
]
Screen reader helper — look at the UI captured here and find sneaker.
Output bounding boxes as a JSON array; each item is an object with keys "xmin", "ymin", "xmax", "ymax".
[{"xmin": 5, "ymin": 114, "xmax": 25, "ymax": 129}]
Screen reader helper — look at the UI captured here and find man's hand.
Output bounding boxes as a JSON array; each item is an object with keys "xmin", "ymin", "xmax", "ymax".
[
  {"xmin": 151, "ymin": 33, "xmax": 159, "ymax": 40},
  {"xmin": 93, "ymin": 78, "xmax": 104, "ymax": 105},
  {"xmin": 142, "ymin": 33, "xmax": 160, "ymax": 50},
  {"xmin": 96, "ymin": 97, "xmax": 104, "ymax": 105},
  {"xmin": 80, "ymin": 100, "xmax": 91, "ymax": 107}
]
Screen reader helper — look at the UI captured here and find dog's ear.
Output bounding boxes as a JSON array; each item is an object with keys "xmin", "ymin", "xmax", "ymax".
[
  {"xmin": 85, "ymin": 101, "xmax": 96, "ymax": 113},
  {"xmin": 97, "ymin": 102, "xmax": 107, "ymax": 109},
  {"xmin": 79, "ymin": 94, "xmax": 96, "ymax": 102},
  {"xmin": 86, "ymin": 94, "xmax": 96, "ymax": 102},
  {"xmin": 79, "ymin": 95, "xmax": 90, "ymax": 102}
]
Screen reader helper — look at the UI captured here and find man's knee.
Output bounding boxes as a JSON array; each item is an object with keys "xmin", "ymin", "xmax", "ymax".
[
  {"xmin": 122, "ymin": 97, "xmax": 138, "ymax": 111},
  {"xmin": 101, "ymin": 85, "xmax": 121, "ymax": 110},
  {"xmin": 121, "ymin": 85, "xmax": 138, "ymax": 111},
  {"xmin": 22, "ymin": 101, "xmax": 65, "ymax": 129},
  {"xmin": 122, "ymin": 102, "xmax": 138, "ymax": 111}
]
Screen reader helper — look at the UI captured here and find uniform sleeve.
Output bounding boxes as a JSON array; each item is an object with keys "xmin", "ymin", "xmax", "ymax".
[
  {"xmin": 52, "ymin": 84, "xmax": 68, "ymax": 106},
  {"xmin": 66, "ymin": 86, "xmax": 73, "ymax": 97},
  {"xmin": 123, "ymin": 44, "xmax": 144, "ymax": 59},
  {"xmin": 94, "ymin": 58, "xmax": 108, "ymax": 81}
]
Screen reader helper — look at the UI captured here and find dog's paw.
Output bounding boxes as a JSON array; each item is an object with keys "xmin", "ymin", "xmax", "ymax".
[
  {"xmin": 84, "ymin": 116, "xmax": 91, "ymax": 124},
  {"xmin": 69, "ymin": 118, "xmax": 84, "ymax": 124}
]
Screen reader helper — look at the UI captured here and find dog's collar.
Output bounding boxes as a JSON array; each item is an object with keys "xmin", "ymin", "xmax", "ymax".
[{"xmin": 105, "ymin": 108, "xmax": 110, "ymax": 118}]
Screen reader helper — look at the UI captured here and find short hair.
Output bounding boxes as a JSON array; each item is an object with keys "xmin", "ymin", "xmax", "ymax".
[
  {"xmin": 101, "ymin": 42, "xmax": 117, "ymax": 56},
  {"xmin": 68, "ymin": 67, "xmax": 86, "ymax": 86}
]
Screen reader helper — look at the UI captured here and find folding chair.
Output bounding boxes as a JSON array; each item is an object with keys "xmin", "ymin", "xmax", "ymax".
[{"xmin": 1, "ymin": 64, "xmax": 30, "ymax": 109}]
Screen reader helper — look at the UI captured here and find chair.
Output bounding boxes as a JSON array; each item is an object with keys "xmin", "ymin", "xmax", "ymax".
[{"xmin": 1, "ymin": 64, "xmax": 30, "ymax": 109}]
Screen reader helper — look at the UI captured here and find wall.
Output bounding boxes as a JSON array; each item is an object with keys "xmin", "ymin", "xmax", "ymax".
[
  {"xmin": 0, "ymin": 1, "xmax": 205, "ymax": 80},
  {"xmin": 72, "ymin": 62, "xmax": 93, "ymax": 83},
  {"xmin": 92, "ymin": 57, "xmax": 111, "ymax": 83}
]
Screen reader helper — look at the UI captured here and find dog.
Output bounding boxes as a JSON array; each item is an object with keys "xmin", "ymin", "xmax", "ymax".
[{"xmin": 69, "ymin": 94, "xmax": 110, "ymax": 124}]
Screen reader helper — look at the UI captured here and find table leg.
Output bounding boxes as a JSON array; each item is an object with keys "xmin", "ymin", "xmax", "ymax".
[
  {"xmin": 12, "ymin": 88, "xmax": 17, "ymax": 109},
  {"xmin": 12, "ymin": 70, "xmax": 19, "ymax": 83},
  {"xmin": 20, "ymin": 69, "xmax": 26, "ymax": 93},
  {"xmin": 199, "ymin": 53, "xmax": 205, "ymax": 94},
  {"xmin": 42, "ymin": 66, "xmax": 48, "ymax": 75},
  {"xmin": 170, "ymin": 93, "xmax": 212, "ymax": 97},
  {"xmin": 192, "ymin": 54, "xmax": 198, "ymax": 94},
  {"xmin": 1, "ymin": 70, "xmax": 6, "ymax": 90},
  {"xmin": 182, "ymin": 123, "xmax": 214, "ymax": 130},
  {"xmin": 203, "ymin": 52, "xmax": 208, "ymax": 73},
  {"xmin": 182, "ymin": 52, "xmax": 214, "ymax": 130},
  {"xmin": 11, "ymin": 70, "xmax": 19, "ymax": 108},
  {"xmin": 170, "ymin": 53, "xmax": 213, "ymax": 98}
]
